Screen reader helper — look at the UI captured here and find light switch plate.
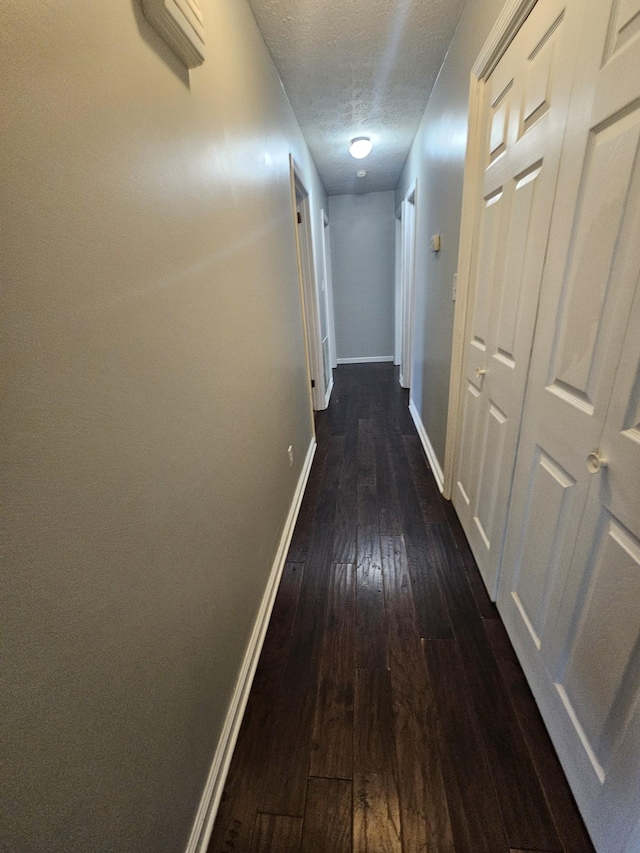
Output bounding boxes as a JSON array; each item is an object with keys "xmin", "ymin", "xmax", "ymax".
[
  {"xmin": 142, "ymin": 0, "xmax": 205, "ymax": 68},
  {"xmin": 431, "ymin": 234, "xmax": 441, "ymax": 252}
]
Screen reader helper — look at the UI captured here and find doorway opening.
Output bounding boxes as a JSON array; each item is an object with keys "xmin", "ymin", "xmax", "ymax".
[{"xmin": 290, "ymin": 156, "xmax": 332, "ymax": 411}]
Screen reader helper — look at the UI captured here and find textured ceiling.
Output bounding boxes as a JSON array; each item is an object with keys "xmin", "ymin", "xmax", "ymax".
[{"xmin": 246, "ymin": 0, "xmax": 467, "ymax": 195}]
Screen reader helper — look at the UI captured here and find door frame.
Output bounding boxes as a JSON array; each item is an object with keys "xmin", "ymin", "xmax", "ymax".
[
  {"xmin": 394, "ymin": 207, "xmax": 403, "ymax": 366},
  {"xmin": 320, "ymin": 208, "xmax": 336, "ymax": 403},
  {"xmin": 399, "ymin": 181, "xmax": 417, "ymax": 389},
  {"xmin": 443, "ymin": 0, "xmax": 540, "ymax": 499},
  {"xmin": 289, "ymin": 155, "xmax": 326, "ymax": 412}
]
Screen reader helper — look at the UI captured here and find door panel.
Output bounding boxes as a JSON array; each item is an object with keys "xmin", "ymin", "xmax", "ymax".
[
  {"xmin": 550, "ymin": 110, "xmax": 640, "ymax": 408},
  {"xmin": 520, "ymin": 15, "xmax": 561, "ymax": 134},
  {"xmin": 607, "ymin": 0, "xmax": 640, "ymax": 59},
  {"xmin": 473, "ymin": 401, "xmax": 507, "ymax": 549},
  {"xmin": 604, "ymin": 0, "xmax": 640, "ymax": 66},
  {"xmin": 494, "ymin": 163, "xmax": 542, "ymax": 367},
  {"xmin": 456, "ymin": 382, "xmax": 481, "ymax": 508},
  {"xmin": 454, "ymin": 0, "xmax": 580, "ymax": 597},
  {"xmin": 470, "ymin": 189, "xmax": 504, "ymax": 352},
  {"xmin": 497, "ymin": 0, "xmax": 640, "ymax": 846},
  {"xmin": 559, "ymin": 515, "xmax": 640, "ymax": 761},
  {"xmin": 510, "ymin": 448, "xmax": 576, "ymax": 650}
]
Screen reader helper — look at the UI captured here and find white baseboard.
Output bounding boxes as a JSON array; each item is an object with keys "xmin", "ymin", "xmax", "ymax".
[
  {"xmin": 324, "ymin": 377, "xmax": 334, "ymax": 409},
  {"xmin": 336, "ymin": 355, "xmax": 395, "ymax": 364},
  {"xmin": 184, "ymin": 436, "xmax": 317, "ymax": 853},
  {"xmin": 409, "ymin": 398, "xmax": 445, "ymax": 493}
]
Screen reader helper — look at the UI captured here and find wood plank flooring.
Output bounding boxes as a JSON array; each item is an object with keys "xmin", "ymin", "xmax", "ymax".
[{"xmin": 208, "ymin": 363, "xmax": 595, "ymax": 853}]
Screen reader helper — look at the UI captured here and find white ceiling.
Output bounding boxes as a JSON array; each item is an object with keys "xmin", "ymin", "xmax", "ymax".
[{"xmin": 247, "ymin": 0, "xmax": 467, "ymax": 195}]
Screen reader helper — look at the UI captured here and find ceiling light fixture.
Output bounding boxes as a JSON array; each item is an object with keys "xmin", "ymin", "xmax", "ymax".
[
  {"xmin": 357, "ymin": 170, "xmax": 367, "ymax": 177},
  {"xmin": 349, "ymin": 137, "xmax": 373, "ymax": 159}
]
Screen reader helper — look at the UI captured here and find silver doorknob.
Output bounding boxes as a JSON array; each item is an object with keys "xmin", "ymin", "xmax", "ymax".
[
  {"xmin": 586, "ymin": 451, "xmax": 608, "ymax": 474},
  {"xmin": 476, "ymin": 368, "xmax": 487, "ymax": 377}
]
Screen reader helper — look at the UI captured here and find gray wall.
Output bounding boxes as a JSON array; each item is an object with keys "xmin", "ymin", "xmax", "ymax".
[
  {"xmin": 329, "ymin": 191, "xmax": 396, "ymax": 361},
  {"xmin": 395, "ymin": 0, "xmax": 506, "ymax": 466},
  {"xmin": 0, "ymin": 0, "xmax": 325, "ymax": 850}
]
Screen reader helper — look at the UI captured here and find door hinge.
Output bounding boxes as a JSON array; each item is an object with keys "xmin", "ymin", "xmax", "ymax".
[
  {"xmin": 297, "ymin": 211, "xmax": 302, "ymax": 224},
  {"xmin": 311, "ymin": 379, "xmax": 315, "ymax": 388}
]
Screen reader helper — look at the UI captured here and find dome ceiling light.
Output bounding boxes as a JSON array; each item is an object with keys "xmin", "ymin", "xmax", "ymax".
[{"xmin": 349, "ymin": 137, "xmax": 373, "ymax": 159}]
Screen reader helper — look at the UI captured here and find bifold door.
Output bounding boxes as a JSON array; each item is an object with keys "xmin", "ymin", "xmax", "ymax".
[
  {"xmin": 497, "ymin": 0, "xmax": 640, "ymax": 848},
  {"xmin": 453, "ymin": 0, "xmax": 582, "ymax": 598}
]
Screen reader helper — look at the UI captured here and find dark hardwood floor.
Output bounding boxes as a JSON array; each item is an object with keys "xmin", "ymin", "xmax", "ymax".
[{"xmin": 208, "ymin": 363, "xmax": 595, "ymax": 853}]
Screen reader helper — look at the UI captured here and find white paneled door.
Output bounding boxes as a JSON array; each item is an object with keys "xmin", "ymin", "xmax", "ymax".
[
  {"xmin": 497, "ymin": 0, "xmax": 640, "ymax": 849},
  {"xmin": 453, "ymin": 0, "xmax": 583, "ymax": 597}
]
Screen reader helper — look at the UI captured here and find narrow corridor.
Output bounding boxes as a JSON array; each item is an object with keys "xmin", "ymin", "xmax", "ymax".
[{"xmin": 209, "ymin": 363, "xmax": 595, "ymax": 853}]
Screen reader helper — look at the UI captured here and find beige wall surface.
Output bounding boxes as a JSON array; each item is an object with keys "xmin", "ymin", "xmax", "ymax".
[
  {"xmin": 0, "ymin": 0, "xmax": 325, "ymax": 850},
  {"xmin": 395, "ymin": 0, "xmax": 506, "ymax": 467}
]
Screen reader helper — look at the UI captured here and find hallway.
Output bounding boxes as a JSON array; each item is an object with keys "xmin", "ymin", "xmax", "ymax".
[{"xmin": 208, "ymin": 364, "xmax": 595, "ymax": 853}]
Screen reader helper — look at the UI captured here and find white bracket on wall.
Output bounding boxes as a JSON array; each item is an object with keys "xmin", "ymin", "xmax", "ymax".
[{"xmin": 142, "ymin": 0, "xmax": 205, "ymax": 68}]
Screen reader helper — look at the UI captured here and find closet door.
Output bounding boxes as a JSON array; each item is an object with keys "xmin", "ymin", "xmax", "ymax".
[
  {"xmin": 497, "ymin": 1, "xmax": 640, "ymax": 848},
  {"xmin": 453, "ymin": 0, "xmax": 581, "ymax": 597}
]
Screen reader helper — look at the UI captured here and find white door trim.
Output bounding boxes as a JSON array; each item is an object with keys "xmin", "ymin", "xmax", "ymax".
[
  {"xmin": 290, "ymin": 156, "xmax": 325, "ymax": 412},
  {"xmin": 400, "ymin": 182, "xmax": 417, "ymax": 389},
  {"xmin": 321, "ymin": 210, "xmax": 337, "ymax": 371},
  {"xmin": 394, "ymin": 211, "xmax": 402, "ymax": 366},
  {"xmin": 443, "ymin": 0, "xmax": 540, "ymax": 499}
]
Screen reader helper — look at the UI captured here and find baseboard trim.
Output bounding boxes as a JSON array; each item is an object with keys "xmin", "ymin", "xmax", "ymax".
[
  {"xmin": 184, "ymin": 436, "xmax": 317, "ymax": 853},
  {"xmin": 324, "ymin": 377, "xmax": 334, "ymax": 409},
  {"xmin": 409, "ymin": 398, "xmax": 445, "ymax": 494},
  {"xmin": 336, "ymin": 355, "xmax": 395, "ymax": 364}
]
